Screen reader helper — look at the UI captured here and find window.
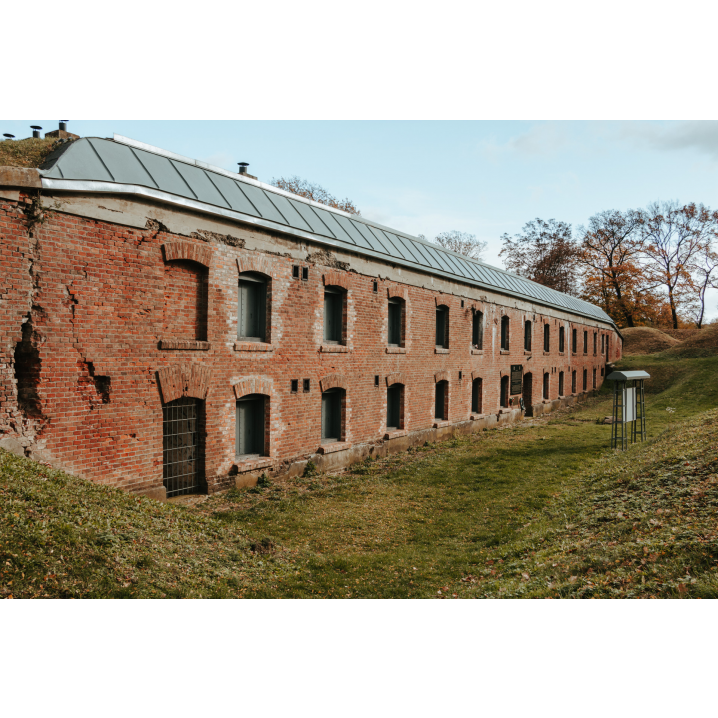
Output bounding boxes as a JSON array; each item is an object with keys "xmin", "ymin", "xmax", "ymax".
[
  {"xmin": 583, "ymin": 368, "xmax": 587, "ymax": 391},
  {"xmin": 321, "ymin": 389, "xmax": 344, "ymax": 443},
  {"xmin": 593, "ymin": 333, "xmax": 597, "ymax": 355},
  {"xmin": 472, "ymin": 311, "xmax": 483, "ymax": 349},
  {"xmin": 572, "ymin": 328, "xmax": 577, "ymax": 353},
  {"xmin": 558, "ymin": 371, "xmax": 564, "ymax": 396},
  {"xmin": 544, "ymin": 324, "xmax": 550, "ymax": 352},
  {"xmin": 583, "ymin": 330, "xmax": 588, "ymax": 354},
  {"xmin": 292, "ymin": 265, "xmax": 300, "ymax": 279},
  {"xmin": 302, "ymin": 267, "xmax": 309, "ymax": 281},
  {"xmin": 236, "ymin": 395, "xmax": 265, "ymax": 457},
  {"xmin": 435, "ymin": 381, "xmax": 448, "ymax": 420},
  {"xmin": 374, "ymin": 375, "xmax": 379, "ymax": 387},
  {"xmin": 524, "ymin": 320, "xmax": 532, "ymax": 351},
  {"xmin": 323, "ymin": 287, "xmax": 344, "ymax": 344},
  {"xmin": 373, "ymin": 280, "xmax": 378, "ymax": 293},
  {"xmin": 500, "ymin": 375, "xmax": 509, "ymax": 408},
  {"xmin": 387, "ymin": 384, "xmax": 403, "ymax": 430},
  {"xmin": 303, "ymin": 379, "xmax": 310, "ymax": 393},
  {"xmin": 238, "ymin": 273, "xmax": 267, "ymax": 342},
  {"xmin": 543, "ymin": 372, "xmax": 549, "ymax": 400},
  {"xmin": 501, "ymin": 316, "xmax": 510, "ymax": 351},
  {"xmin": 388, "ymin": 298, "xmax": 404, "ymax": 347},
  {"xmin": 593, "ymin": 368, "xmax": 597, "ymax": 388},
  {"xmin": 559, "ymin": 326, "xmax": 565, "ymax": 353},
  {"xmin": 291, "ymin": 379, "xmax": 298, "ymax": 393},
  {"xmin": 436, "ymin": 305, "xmax": 449, "ymax": 348},
  {"xmin": 472, "ymin": 377, "xmax": 483, "ymax": 414},
  {"xmin": 572, "ymin": 370, "xmax": 577, "ymax": 394}
]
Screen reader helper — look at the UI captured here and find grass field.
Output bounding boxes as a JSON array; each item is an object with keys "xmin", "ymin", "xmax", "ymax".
[{"xmin": 2, "ymin": 354, "xmax": 718, "ymax": 599}]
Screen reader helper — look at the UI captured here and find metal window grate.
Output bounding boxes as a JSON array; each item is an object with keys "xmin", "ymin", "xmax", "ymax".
[{"xmin": 163, "ymin": 397, "xmax": 204, "ymax": 497}]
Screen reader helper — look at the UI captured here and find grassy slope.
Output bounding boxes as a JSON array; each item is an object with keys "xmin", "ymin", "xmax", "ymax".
[
  {"xmin": 0, "ymin": 137, "xmax": 57, "ymax": 169},
  {"xmin": 2, "ymin": 354, "xmax": 717, "ymax": 599}
]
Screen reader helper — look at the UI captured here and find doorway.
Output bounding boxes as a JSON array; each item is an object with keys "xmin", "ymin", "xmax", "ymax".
[{"xmin": 523, "ymin": 372, "xmax": 533, "ymax": 417}]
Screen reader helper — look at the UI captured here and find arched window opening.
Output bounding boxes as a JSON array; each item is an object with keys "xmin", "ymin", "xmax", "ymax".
[
  {"xmin": 572, "ymin": 328, "xmax": 577, "ymax": 353},
  {"xmin": 471, "ymin": 377, "xmax": 483, "ymax": 414},
  {"xmin": 501, "ymin": 316, "xmax": 510, "ymax": 351},
  {"xmin": 436, "ymin": 305, "xmax": 449, "ymax": 349},
  {"xmin": 472, "ymin": 311, "xmax": 483, "ymax": 349},
  {"xmin": 435, "ymin": 380, "xmax": 448, "ymax": 420},
  {"xmin": 324, "ymin": 287, "xmax": 346, "ymax": 345},
  {"xmin": 593, "ymin": 332, "xmax": 597, "ymax": 355},
  {"xmin": 236, "ymin": 394, "xmax": 267, "ymax": 458},
  {"xmin": 583, "ymin": 330, "xmax": 588, "ymax": 354},
  {"xmin": 524, "ymin": 320, "xmax": 532, "ymax": 351},
  {"xmin": 583, "ymin": 368, "xmax": 588, "ymax": 391},
  {"xmin": 321, "ymin": 388, "xmax": 345, "ymax": 442},
  {"xmin": 387, "ymin": 383, "xmax": 404, "ymax": 430},
  {"xmin": 388, "ymin": 298, "xmax": 405, "ymax": 347},
  {"xmin": 238, "ymin": 272, "xmax": 268, "ymax": 342},
  {"xmin": 593, "ymin": 367, "xmax": 597, "ymax": 389},
  {"xmin": 543, "ymin": 372, "xmax": 549, "ymax": 400},
  {"xmin": 558, "ymin": 371, "xmax": 564, "ymax": 396},
  {"xmin": 500, "ymin": 375, "xmax": 509, "ymax": 408},
  {"xmin": 572, "ymin": 370, "xmax": 577, "ymax": 394}
]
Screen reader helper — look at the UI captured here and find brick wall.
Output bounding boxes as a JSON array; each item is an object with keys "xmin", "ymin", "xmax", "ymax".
[{"xmin": 0, "ymin": 193, "xmax": 621, "ymax": 497}]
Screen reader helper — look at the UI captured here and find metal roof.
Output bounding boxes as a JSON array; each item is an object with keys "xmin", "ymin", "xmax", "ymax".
[
  {"xmin": 606, "ymin": 371, "xmax": 651, "ymax": 381},
  {"xmin": 39, "ymin": 135, "xmax": 615, "ymax": 326}
]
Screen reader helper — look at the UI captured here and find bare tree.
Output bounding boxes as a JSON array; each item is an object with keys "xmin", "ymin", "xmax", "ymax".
[
  {"xmin": 688, "ymin": 238, "xmax": 718, "ymax": 328},
  {"xmin": 577, "ymin": 209, "xmax": 647, "ymax": 326},
  {"xmin": 430, "ymin": 230, "xmax": 487, "ymax": 261},
  {"xmin": 271, "ymin": 176, "xmax": 360, "ymax": 215},
  {"xmin": 639, "ymin": 201, "xmax": 718, "ymax": 329},
  {"xmin": 499, "ymin": 218, "xmax": 579, "ymax": 295}
]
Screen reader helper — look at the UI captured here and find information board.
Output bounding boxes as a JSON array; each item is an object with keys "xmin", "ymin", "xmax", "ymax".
[
  {"xmin": 510, "ymin": 365, "xmax": 523, "ymax": 395},
  {"xmin": 623, "ymin": 386, "xmax": 636, "ymax": 422}
]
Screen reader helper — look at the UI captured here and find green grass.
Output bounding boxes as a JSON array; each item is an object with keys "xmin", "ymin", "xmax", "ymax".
[{"xmin": 2, "ymin": 354, "xmax": 717, "ymax": 598}]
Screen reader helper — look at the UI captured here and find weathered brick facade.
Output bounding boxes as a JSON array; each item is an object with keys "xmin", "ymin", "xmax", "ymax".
[{"xmin": 0, "ymin": 167, "xmax": 621, "ymax": 500}]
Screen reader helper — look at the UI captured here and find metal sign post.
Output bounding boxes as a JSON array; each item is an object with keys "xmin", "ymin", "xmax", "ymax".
[{"xmin": 607, "ymin": 370, "xmax": 649, "ymax": 450}]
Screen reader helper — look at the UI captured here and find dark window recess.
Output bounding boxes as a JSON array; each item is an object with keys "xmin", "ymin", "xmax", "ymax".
[
  {"xmin": 583, "ymin": 331, "xmax": 588, "ymax": 353},
  {"xmin": 435, "ymin": 381, "xmax": 447, "ymax": 420},
  {"xmin": 236, "ymin": 395, "xmax": 265, "ymax": 457},
  {"xmin": 601, "ymin": 367, "xmax": 604, "ymax": 377},
  {"xmin": 323, "ymin": 289, "xmax": 344, "ymax": 344},
  {"xmin": 291, "ymin": 379, "xmax": 298, "ymax": 393},
  {"xmin": 292, "ymin": 265, "xmax": 300, "ymax": 279},
  {"xmin": 373, "ymin": 280, "xmax": 378, "ymax": 293},
  {"xmin": 472, "ymin": 311, "xmax": 483, "ymax": 349},
  {"xmin": 388, "ymin": 299, "xmax": 402, "ymax": 346},
  {"xmin": 387, "ymin": 385, "xmax": 402, "ymax": 430},
  {"xmin": 601, "ymin": 334, "xmax": 605, "ymax": 352},
  {"xmin": 302, "ymin": 267, "xmax": 309, "ymax": 281},
  {"xmin": 436, "ymin": 306, "xmax": 449, "ymax": 348},
  {"xmin": 501, "ymin": 316, "xmax": 510, "ymax": 351},
  {"xmin": 321, "ymin": 389, "xmax": 342, "ymax": 442},
  {"xmin": 163, "ymin": 397, "xmax": 205, "ymax": 498},
  {"xmin": 593, "ymin": 368, "xmax": 597, "ymax": 388},
  {"xmin": 374, "ymin": 375, "xmax": 379, "ymax": 387},
  {"xmin": 593, "ymin": 333, "xmax": 597, "ymax": 354},
  {"xmin": 461, "ymin": 300, "xmax": 464, "ymax": 308},
  {"xmin": 500, "ymin": 376, "xmax": 509, "ymax": 408},
  {"xmin": 558, "ymin": 371, "xmax": 564, "ymax": 396},
  {"xmin": 572, "ymin": 370, "xmax": 577, "ymax": 393},
  {"xmin": 238, "ymin": 274, "xmax": 267, "ymax": 342},
  {"xmin": 543, "ymin": 373, "xmax": 549, "ymax": 400},
  {"xmin": 572, "ymin": 328, "xmax": 577, "ymax": 353},
  {"xmin": 583, "ymin": 369, "xmax": 587, "ymax": 391},
  {"xmin": 559, "ymin": 326, "xmax": 565, "ymax": 353},
  {"xmin": 472, "ymin": 377, "xmax": 482, "ymax": 414},
  {"xmin": 524, "ymin": 320, "xmax": 532, "ymax": 351},
  {"xmin": 303, "ymin": 379, "xmax": 310, "ymax": 393},
  {"xmin": 458, "ymin": 370, "xmax": 462, "ymax": 381},
  {"xmin": 544, "ymin": 324, "xmax": 550, "ymax": 352}
]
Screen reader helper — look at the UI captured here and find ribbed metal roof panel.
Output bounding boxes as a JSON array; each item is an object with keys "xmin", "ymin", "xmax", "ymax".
[{"xmin": 39, "ymin": 137, "xmax": 614, "ymax": 325}]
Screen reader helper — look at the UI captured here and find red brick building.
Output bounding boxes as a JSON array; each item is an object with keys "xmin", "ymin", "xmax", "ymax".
[{"xmin": 0, "ymin": 134, "xmax": 621, "ymax": 499}]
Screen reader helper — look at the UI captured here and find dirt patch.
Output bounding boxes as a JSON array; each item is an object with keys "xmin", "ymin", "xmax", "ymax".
[{"xmin": 621, "ymin": 327, "xmax": 679, "ymax": 355}]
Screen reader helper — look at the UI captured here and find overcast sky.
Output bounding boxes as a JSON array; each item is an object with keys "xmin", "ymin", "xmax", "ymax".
[{"xmin": 5, "ymin": 119, "xmax": 718, "ymax": 320}]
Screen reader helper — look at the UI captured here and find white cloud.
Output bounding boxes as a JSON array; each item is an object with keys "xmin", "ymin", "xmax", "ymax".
[{"xmin": 613, "ymin": 121, "xmax": 718, "ymax": 160}]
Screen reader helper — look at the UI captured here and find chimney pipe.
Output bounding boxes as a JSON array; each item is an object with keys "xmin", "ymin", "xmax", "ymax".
[
  {"xmin": 59, "ymin": 120, "xmax": 68, "ymax": 132},
  {"xmin": 3, "ymin": 134, "xmax": 15, "ymax": 140},
  {"xmin": 238, "ymin": 162, "xmax": 249, "ymax": 175},
  {"xmin": 31, "ymin": 125, "xmax": 42, "ymax": 138}
]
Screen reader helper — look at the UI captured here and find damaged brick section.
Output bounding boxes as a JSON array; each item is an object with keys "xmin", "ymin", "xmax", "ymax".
[
  {"xmin": 78, "ymin": 360, "xmax": 111, "ymax": 408},
  {"xmin": 307, "ymin": 248, "xmax": 350, "ymax": 271},
  {"xmin": 190, "ymin": 229, "xmax": 245, "ymax": 248}
]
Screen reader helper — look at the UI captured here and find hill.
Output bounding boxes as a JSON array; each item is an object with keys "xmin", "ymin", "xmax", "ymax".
[
  {"xmin": 621, "ymin": 327, "xmax": 679, "ymax": 355},
  {"xmin": 661, "ymin": 323, "xmax": 718, "ymax": 359}
]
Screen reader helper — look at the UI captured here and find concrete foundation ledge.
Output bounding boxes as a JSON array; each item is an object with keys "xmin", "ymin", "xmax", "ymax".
[
  {"xmin": 135, "ymin": 485, "xmax": 168, "ymax": 502},
  {"xmin": 384, "ymin": 429, "xmax": 408, "ymax": 440},
  {"xmin": 318, "ymin": 441, "xmax": 352, "ymax": 454}
]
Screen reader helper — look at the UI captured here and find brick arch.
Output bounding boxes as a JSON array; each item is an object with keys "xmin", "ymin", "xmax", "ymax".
[
  {"xmin": 233, "ymin": 376, "xmax": 274, "ymax": 399},
  {"xmin": 435, "ymin": 295, "xmax": 450, "ymax": 307},
  {"xmin": 471, "ymin": 371, "xmax": 482, "ymax": 382},
  {"xmin": 323, "ymin": 271, "xmax": 351, "ymax": 290},
  {"xmin": 162, "ymin": 240, "xmax": 212, "ymax": 267},
  {"xmin": 157, "ymin": 363, "xmax": 212, "ymax": 403},
  {"xmin": 434, "ymin": 370, "xmax": 450, "ymax": 383},
  {"xmin": 386, "ymin": 284, "xmax": 408, "ymax": 301},
  {"xmin": 386, "ymin": 372, "xmax": 406, "ymax": 387},
  {"xmin": 237, "ymin": 253, "xmax": 276, "ymax": 278},
  {"xmin": 320, "ymin": 373, "xmax": 347, "ymax": 392}
]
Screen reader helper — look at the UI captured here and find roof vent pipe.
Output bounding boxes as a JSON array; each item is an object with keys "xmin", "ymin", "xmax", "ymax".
[
  {"xmin": 238, "ymin": 162, "xmax": 249, "ymax": 175},
  {"xmin": 31, "ymin": 125, "xmax": 42, "ymax": 138},
  {"xmin": 3, "ymin": 134, "xmax": 14, "ymax": 140},
  {"xmin": 59, "ymin": 121, "xmax": 68, "ymax": 131}
]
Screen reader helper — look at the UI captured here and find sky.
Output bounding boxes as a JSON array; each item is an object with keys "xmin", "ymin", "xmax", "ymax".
[{"xmin": 4, "ymin": 119, "xmax": 718, "ymax": 320}]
